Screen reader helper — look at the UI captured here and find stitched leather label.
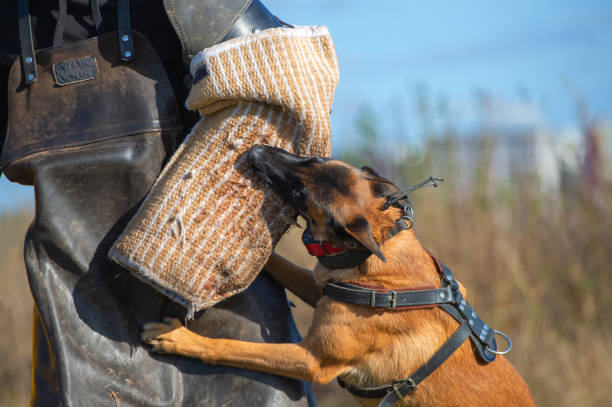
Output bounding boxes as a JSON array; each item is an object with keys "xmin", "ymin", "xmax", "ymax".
[{"xmin": 53, "ymin": 56, "xmax": 99, "ymax": 86}]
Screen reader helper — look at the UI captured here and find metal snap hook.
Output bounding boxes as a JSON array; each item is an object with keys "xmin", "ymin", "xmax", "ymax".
[{"xmin": 485, "ymin": 330, "xmax": 512, "ymax": 355}]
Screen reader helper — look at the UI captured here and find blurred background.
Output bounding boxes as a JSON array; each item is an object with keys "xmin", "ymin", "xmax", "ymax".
[{"xmin": 1, "ymin": 0, "xmax": 611, "ymax": 405}]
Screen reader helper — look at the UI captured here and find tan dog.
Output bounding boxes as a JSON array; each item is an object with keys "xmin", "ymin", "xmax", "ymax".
[{"xmin": 142, "ymin": 145, "xmax": 535, "ymax": 406}]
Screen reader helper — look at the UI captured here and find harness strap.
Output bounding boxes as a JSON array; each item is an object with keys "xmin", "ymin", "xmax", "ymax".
[
  {"xmin": 91, "ymin": 0, "xmax": 103, "ymax": 34},
  {"xmin": 338, "ymin": 319, "xmax": 471, "ymax": 405},
  {"xmin": 326, "ymin": 258, "xmax": 509, "ymax": 406},
  {"xmin": 17, "ymin": 0, "xmax": 37, "ymax": 84},
  {"xmin": 117, "ymin": 0, "xmax": 135, "ymax": 61},
  {"xmin": 324, "ymin": 282, "xmax": 455, "ymax": 310},
  {"xmin": 387, "ymin": 218, "xmax": 411, "ymax": 238},
  {"xmin": 316, "ymin": 250, "xmax": 371, "ymax": 270},
  {"xmin": 52, "ymin": 0, "xmax": 68, "ymax": 46},
  {"xmin": 17, "ymin": 0, "xmax": 134, "ymax": 86}
]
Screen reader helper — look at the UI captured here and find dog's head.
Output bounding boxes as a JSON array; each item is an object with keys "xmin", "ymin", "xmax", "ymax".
[{"xmin": 248, "ymin": 145, "xmax": 406, "ymax": 262}]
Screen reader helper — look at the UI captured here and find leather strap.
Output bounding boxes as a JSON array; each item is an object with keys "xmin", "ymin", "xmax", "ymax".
[
  {"xmin": 316, "ymin": 250, "xmax": 371, "ymax": 270},
  {"xmin": 379, "ymin": 320, "xmax": 471, "ymax": 407},
  {"xmin": 17, "ymin": 0, "xmax": 134, "ymax": 83},
  {"xmin": 91, "ymin": 0, "xmax": 103, "ymax": 34},
  {"xmin": 323, "ymin": 282, "xmax": 455, "ymax": 310},
  {"xmin": 337, "ymin": 319, "xmax": 471, "ymax": 405},
  {"xmin": 328, "ymin": 259, "xmax": 504, "ymax": 406},
  {"xmin": 17, "ymin": 0, "xmax": 37, "ymax": 85},
  {"xmin": 117, "ymin": 0, "xmax": 135, "ymax": 61},
  {"xmin": 387, "ymin": 218, "xmax": 411, "ymax": 239}
]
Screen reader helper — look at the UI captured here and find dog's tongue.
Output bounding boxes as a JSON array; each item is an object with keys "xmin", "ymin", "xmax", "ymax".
[{"xmin": 301, "ymin": 228, "xmax": 347, "ymax": 257}]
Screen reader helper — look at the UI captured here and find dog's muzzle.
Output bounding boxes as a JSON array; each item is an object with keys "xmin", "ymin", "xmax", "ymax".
[
  {"xmin": 301, "ymin": 227, "xmax": 373, "ymax": 269},
  {"xmin": 301, "ymin": 228, "xmax": 347, "ymax": 256}
]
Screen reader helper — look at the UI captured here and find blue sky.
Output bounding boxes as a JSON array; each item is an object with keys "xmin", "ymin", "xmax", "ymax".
[{"xmin": 1, "ymin": 0, "xmax": 611, "ymax": 213}]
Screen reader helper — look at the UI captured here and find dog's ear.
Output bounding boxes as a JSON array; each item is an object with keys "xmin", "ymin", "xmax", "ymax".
[
  {"xmin": 361, "ymin": 166, "xmax": 397, "ymax": 199},
  {"xmin": 360, "ymin": 166, "xmax": 381, "ymax": 178},
  {"xmin": 344, "ymin": 216, "xmax": 386, "ymax": 262}
]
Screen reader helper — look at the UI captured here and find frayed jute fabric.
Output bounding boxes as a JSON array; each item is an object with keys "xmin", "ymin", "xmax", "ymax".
[{"xmin": 110, "ymin": 26, "xmax": 339, "ymax": 316}]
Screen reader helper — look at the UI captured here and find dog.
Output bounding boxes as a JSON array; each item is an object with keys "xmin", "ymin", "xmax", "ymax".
[{"xmin": 141, "ymin": 145, "xmax": 535, "ymax": 406}]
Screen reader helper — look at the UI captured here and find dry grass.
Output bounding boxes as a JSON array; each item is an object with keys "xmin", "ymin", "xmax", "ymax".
[
  {"xmin": 0, "ymin": 210, "xmax": 33, "ymax": 406},
  {"xmin": 2, "ymin": 135, "xmax": 611, "ymax": 407}
]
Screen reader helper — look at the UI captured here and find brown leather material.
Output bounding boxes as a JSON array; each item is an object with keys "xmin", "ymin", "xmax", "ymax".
[
  {"xmin": 1, "ymin": 4, "xmax": 316, "ymax": 405},
  {"xmin": 23, "ymin": 133, "xmax": 313, "ymax": 406},
  {"xmin": 163, "ymin": 0, "xmax": 253, "ymax": 62},
  {"xmin": 1, "ymin": 30, "xmax": 182, "ymax": 184}
]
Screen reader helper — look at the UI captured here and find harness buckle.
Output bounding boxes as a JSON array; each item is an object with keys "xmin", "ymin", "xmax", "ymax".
[
  {"xmin": 392, "ymin": 384, "xmax": 403, "ymax": 400},
  {"xmin": 389, "ymin": 290, "xmax": 397, "ymax": 309},
  {"xmin": 370, "ymin": 290, "xmax": 376, "ymax": 307},
  {"xmin": 389, "ymin": 379, "xmax": 417, "ymax": 399}
]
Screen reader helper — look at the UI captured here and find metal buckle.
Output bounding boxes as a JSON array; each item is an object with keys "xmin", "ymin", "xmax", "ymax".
[
  {"xmin": 388, "ymin": 379, "xmax": 417, "ymax": 399},
  {"xmin": 389, "ymin": 290, "xmax": 397, "ymax": 309},
  {"xmin": 405, "ymin": 378, "xmax": 417, "ymax": 393},
  {"xmin": 392, "ymin": 383, "xmax": 403, "ymax": 399},
  {"xmin": 485, "ymin": 330, "xmax": 512, "ymax": 355},
  {"xmin": 370, "ymin": 290, "xmax": 376, "ymax": 307}
]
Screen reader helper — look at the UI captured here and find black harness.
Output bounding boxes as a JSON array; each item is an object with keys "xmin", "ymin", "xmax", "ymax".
[
  {"xmin": 324, "ymin": 261, "xmax": 511, "ymax": 407},
  {"xmin": 301, "ymin": 177, "xmax": 511, "ymax": 407}
]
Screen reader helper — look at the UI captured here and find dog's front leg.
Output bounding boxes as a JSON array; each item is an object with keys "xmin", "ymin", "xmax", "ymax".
[
  {"xmin": 142, "ymin": 318, "xmax": 344, "ymax": 384},
  {"xmin": 264, "ymin": 252, "xmax": 323, "ymax": 307}
]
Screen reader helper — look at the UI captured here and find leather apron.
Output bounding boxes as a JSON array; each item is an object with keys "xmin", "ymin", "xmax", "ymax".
[{"xmin": 1, "ymin": 0, "xmax": 314, "ymax": 405}]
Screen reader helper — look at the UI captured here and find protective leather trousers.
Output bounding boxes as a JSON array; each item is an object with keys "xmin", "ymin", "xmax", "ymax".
[
  {"xmin": 23, "ymin": 132, "xmax": 314, "ymax": 406},
  {"xmin": 3, "ymin": 0, "xmax": 314, "ymax": 404}
]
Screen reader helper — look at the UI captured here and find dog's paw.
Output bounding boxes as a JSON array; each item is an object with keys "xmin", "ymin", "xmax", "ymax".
[{"xmin": 141, "ymin": 317, "xmax": 191, "ymax": 355}]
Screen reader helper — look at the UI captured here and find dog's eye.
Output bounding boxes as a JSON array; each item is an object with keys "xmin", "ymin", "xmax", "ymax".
[{"xmin": 291, "ymin": 184, "xmax": 309, "ymax": 203}]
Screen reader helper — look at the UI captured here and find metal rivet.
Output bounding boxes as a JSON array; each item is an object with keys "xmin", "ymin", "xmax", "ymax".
[
  {"xmin": 480, "ymin": 334, "xmax": 486, "ymax": 341},
  {"xmin": 445, "ymin": 274, "xmax": 453, "ymax": 282},
  {"xmin": 439, "ymin": 291, "xmax": 446, "ymax": 299},
  {"xmin": 461, "ymin": 299, "xmax": 466, "ymax": 306},
  {"xmin": 483, "ymin": 325, "xmax": 489, "ymax": 332},
  {"xmin": 121, "ymin": 34, "xmax": 129, "ymax": 42},
  {"xmin": 27, "ymin": 73, "xmax": 34, "ymax": 81},
  {"xmin": 25, "ymin": 57, "xmax": 32, "ymax": 64},
  {"xmin": 459, "ymin": 304, "xmax": 465, "ymax": 311},
  {"xmin": 469, "ymin": 319, "xmax": 474, "ymax": 326},
  {"xmin": 124, "ymin": 50, "xmax": 132, "ymax": 58},
  {"xmin": 471, "ymin": 311, "xmax": 477, "ymax": 318}
]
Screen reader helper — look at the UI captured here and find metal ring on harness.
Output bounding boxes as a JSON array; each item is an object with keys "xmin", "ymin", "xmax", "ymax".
[
  {"xmin": 400, "ymin": 203, "xmax": 414, "ymax": 230},
  {"xmin": 485, "ymin": 330, "xmax": 512, "ymax": 355}
]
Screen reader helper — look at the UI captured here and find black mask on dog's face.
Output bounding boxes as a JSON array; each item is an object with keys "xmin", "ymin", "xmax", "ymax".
[{"xmin": 248, "ymin": 144, "xmax": 328, "ymax": 214}]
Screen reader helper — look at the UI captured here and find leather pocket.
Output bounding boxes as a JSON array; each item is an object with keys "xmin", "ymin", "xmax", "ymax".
[{"xmin": 1, "ymin": 30, "xmax": 182, "ymax": 185}]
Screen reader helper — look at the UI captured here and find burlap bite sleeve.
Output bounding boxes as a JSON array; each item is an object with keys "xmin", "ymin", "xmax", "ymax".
[{"xmin": 110, "ymin": 26, "xmax": 339, "ymax": 316}]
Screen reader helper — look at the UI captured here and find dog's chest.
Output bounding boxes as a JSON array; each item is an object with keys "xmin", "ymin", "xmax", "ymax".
[{"xmin": 333, "ymin": 310, "xmax": 449, "ymax": 389}]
